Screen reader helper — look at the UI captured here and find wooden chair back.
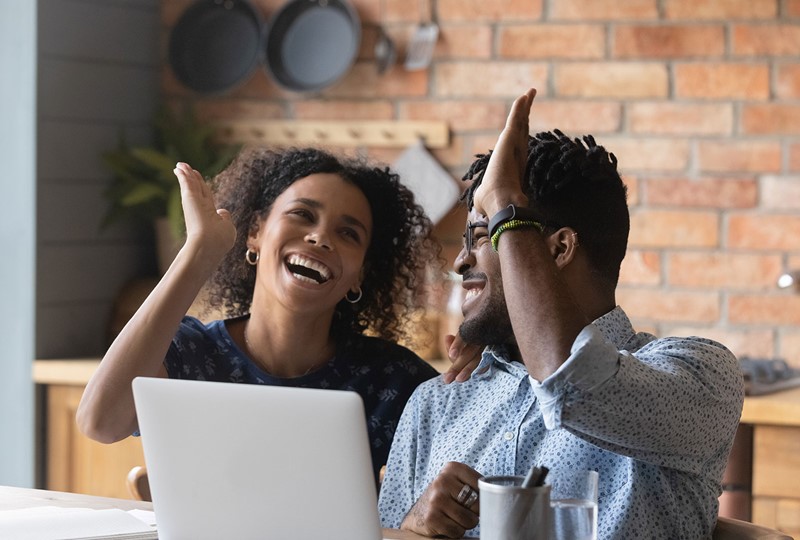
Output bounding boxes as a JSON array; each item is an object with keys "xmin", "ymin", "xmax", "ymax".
[{"xmin": 126, "ymin": 465, "xmax": 151, "ymax": 502}]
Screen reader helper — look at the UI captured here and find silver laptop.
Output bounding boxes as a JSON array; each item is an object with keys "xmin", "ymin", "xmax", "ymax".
[{"xmin": 132, "ymin": 377, "xmax": 382, "ymax": 540}]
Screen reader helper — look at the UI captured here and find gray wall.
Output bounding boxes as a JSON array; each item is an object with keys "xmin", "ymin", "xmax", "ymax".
[
  {"xmin": 0, "ymin": 0, "xmax": 160, "ymax": 486},
  {"xmin": 0, "ymin": 0, "xmax": 37, "ymax": 488},
  {"xmin": 37, "ymin": 0, "xmax": 160, "ymax": 359}
]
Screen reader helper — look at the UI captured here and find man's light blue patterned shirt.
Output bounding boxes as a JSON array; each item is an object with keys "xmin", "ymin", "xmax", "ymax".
[{"xmin": 378, "ymin": 307, "xmax": 744, "ymax": 539}]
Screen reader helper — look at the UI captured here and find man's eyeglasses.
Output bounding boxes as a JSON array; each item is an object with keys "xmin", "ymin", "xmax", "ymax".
[
  {"xmin": 462, "ymin": 221, "xmax": 489, "ymax": 256},
  {"xmin": 463, "ymin": 219, "xmax": 569, "ymax": 255}
]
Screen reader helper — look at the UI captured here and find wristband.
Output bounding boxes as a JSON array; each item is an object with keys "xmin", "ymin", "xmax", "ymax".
[
  {"xmin": 488, "ymin": 204, "xmax": 543, "ymax": 238},
  {"xmin": 490, "ymin": 219, "xmax": 543, "ymax": 251}
]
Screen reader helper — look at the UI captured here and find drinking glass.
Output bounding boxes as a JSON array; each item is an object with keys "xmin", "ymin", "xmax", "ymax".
[{"xmin": 549, "ymin": 469, "xmax": 599, "ymax": 540}]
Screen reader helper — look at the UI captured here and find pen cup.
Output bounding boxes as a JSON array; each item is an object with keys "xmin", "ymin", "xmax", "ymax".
[{"xmin": 478, "ymin": 475, "xmax": 551, "ymax": 540}]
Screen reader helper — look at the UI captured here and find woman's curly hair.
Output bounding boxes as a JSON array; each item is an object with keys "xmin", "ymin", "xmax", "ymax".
[
  {"xmin": 205, "ymin": 146, "xmax": 439, "ymax": 345},
  {"xmin": 463, "ymin": 130, "xmax": 629, "ymax": 288}
]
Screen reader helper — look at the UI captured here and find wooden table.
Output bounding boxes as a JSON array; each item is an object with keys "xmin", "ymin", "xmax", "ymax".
[
  {"xmin": 0, "ymin": 485, "xmax": 434, "ymax": 539},
  {"xmin": 740, "ymin": 385, "xmax": 800, "ymax": 426}
]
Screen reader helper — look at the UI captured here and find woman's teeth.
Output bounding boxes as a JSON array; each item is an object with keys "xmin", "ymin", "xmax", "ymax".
[
  {"xmin": 286, "ymin": 254, "xmax": 331, "ymax": 284},
  {"xmin": 293, "ymin": 274, "xmax": 321, "ymax": 284}
]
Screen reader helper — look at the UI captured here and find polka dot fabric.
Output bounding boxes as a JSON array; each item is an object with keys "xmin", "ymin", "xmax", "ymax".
[{"xmin": 378, "ymin": 307, "xmax": 744, "ymax": 539}]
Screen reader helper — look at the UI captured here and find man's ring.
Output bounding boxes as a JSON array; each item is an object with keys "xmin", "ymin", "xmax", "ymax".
[{"xmin": 457, "ymin": 484, "xmax": 478, "ymax": 507}]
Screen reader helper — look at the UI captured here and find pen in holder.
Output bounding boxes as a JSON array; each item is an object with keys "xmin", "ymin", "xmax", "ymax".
[{"xmin": 478, "ymin": 468, "xmax": 550, "ymax": 540}]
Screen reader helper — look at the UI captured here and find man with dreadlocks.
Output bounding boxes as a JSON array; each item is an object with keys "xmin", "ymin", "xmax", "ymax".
[{"xmin": 378, "ymin": 89, "xmax": 744, "ymax": 539}]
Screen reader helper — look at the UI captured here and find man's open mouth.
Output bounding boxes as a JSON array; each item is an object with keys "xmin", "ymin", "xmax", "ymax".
[
  {"xmin": 285, "ymin": 254, "xmax": 332, "ymax": 284},
  {"xmin": 464, "ymin": 287, "xmax": 482, "ymax": 301}
]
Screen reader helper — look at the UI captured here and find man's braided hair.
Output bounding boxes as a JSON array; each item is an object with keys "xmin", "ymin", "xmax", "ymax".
[{"xmin": 463, "ymin": 130, "xmax": 629, "ymax": 287}]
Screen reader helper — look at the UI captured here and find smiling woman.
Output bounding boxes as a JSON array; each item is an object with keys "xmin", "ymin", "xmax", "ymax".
[
  {"xmin": 208, "ymin": 147, "xmax": 433, "ymax": 346},
  {"xmin": 250, "ymin": 174, "xmax": 372, "ymax": 309},
  {"xmin": 76, "ymin": 146, "xmax": 448, "ymax": 483}
]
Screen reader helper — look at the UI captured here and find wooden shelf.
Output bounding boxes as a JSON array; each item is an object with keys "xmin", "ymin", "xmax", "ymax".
[{"xmin": 215, "ymin": 120, "xmax": 450, "ymax": 149}]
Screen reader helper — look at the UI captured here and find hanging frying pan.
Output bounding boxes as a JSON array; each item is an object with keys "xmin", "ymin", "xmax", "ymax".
[
  {"xmin": 265, "ymin": 0, "xmax": 361, "ymax": 92},
  {"xmin": 168, "ymin": 0, "xmax": 265, "ymax": 95}
]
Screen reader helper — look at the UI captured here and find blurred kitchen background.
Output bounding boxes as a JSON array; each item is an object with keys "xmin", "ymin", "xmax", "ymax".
[{"xmin": 2, "ymin": 0, "xmax": 800, "ymax": 532}]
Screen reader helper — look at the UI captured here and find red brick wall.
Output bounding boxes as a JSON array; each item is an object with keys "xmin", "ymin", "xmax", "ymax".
[{"xmin": 161, "ymin": 0, "xmax": 800, "ymax": 365}]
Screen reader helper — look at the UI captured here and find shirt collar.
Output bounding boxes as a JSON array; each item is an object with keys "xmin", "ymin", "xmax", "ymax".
[
  {"xmin": 590, "ymin": 305, "xmax": 637, "ymax": 349},
  {"xmin": 470, "ymin": 306, "xmax": 636, "ymax": 380},
  {"xmin": 470, "ymin": 344, "xmax": 528, "ymax": 381}
]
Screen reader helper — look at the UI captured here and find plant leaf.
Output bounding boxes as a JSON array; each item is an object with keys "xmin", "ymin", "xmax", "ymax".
[
  {"xmin": 206, "ymin": 144, "xmax": 242, "ymax": 177},
  {"xmin": 166, "ymin": 185, "xmax": 185, "ymax": 239},
  {"xmin": 100, "ymin": 103, "xmax": 241, "ymax": 235},
  {"xmin": 121, "ymin": 183, "xmax": 167, "ymax": 206},
  {"xmin": 131, "ymin": 148, "xmax": 176, "ymax": 175}
]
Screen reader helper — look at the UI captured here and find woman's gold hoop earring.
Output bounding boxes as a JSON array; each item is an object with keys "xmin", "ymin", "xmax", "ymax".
[
  {"xmin": 245, "ymin": 249, "xmax": 259, "ymax": 266},
  {"xmin": 345, "ymin": 287, "xmax": 363, "ymax": 304}
]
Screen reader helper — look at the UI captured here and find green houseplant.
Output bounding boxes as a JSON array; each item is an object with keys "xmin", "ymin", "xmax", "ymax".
[{"xmin": 102, "ymin": 105, "xmax": 240, "ymax": 272}]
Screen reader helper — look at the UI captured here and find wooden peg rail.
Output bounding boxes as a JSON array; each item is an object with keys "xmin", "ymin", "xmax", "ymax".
[{"xmin": 214, "ymin": 120, "xmax": 450, "ymax": 149}]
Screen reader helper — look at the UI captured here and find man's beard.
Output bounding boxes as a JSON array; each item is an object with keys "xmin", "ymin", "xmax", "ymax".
[{"xmin": 457, "ymin": 285, "xmax": 514, "ymax": 346}]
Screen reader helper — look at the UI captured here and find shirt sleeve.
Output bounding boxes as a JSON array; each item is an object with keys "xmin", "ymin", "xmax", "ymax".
[
  {"xmin": 378, "ymin": 385, "xmax": 424, "ymax": 529},
  {"xmin": 529, "ymin": 324, "xmax": 744, "ymax": 471}
]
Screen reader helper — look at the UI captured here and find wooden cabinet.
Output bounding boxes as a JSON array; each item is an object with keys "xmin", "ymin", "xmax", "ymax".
[
  {"xmin": 741, "ymin": 387, "xmax": 800, "ymax": 537},
  {"xmin": 35, "ymin": 360, "xmax": 144, "ymax": 500},
  {"xmin": 34, "ymin": 357, "xmax": 450, "ymax": 501},
  {"xmin": 749, "ymin": 426, "xmax": 800, "ymax": 536}
]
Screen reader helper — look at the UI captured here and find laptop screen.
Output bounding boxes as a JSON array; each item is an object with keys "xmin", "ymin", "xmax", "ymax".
[{"xmin": 132, "ymin": 377, "xmax": 382, "ymax": 540}]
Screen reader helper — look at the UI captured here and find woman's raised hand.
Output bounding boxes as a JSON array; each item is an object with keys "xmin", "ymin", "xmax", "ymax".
[{"xmin": 173, "ymin": 162, "xmax": 236, "ymax": 262}]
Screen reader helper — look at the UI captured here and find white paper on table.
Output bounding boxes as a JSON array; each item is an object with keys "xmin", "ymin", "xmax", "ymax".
[
  {"xmin": 0, "ymin": 506, "xmax": 157, "ymax": 540},
  {"xmin": 125, "ymin": 509, "xmax": 156, "ymax": 527}
]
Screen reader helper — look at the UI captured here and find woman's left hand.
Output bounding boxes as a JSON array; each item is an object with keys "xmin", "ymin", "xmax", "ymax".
[
  {"xmin": 441, "ymin": 333, "xmax": 484, "ymax": 384},
  {"xmin": 173, "ymin": 161, "xmax": 236, "ymax": 263}
]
